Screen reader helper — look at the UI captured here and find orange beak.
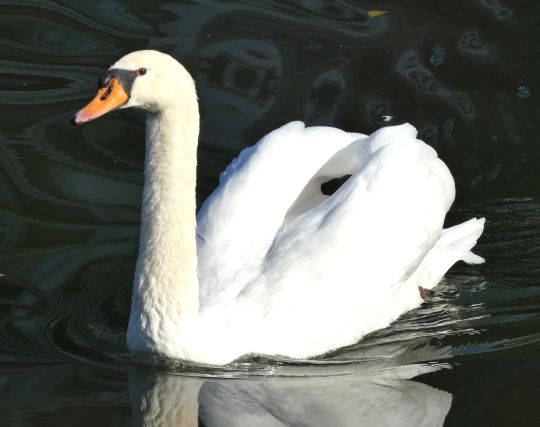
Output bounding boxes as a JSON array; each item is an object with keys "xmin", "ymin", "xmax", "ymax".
[{"xmin": 72, "ymin": 77, "xmax": 129, "ymax": 126}]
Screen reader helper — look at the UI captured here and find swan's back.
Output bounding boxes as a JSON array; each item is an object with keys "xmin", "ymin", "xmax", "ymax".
[{"xmin": 194, "ymin": 122, "xmax": 482, "ymax": 361}]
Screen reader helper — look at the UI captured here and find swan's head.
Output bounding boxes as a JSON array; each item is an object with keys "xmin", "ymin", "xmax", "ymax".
[{"xmin": 72, "ymin": 50, "xmax": 195, "ymax": 125}]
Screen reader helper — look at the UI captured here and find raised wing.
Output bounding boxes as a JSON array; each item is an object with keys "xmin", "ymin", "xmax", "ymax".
[
  {"xmin": 239, "ymin": 124, "xmax": 458, "ymax": 356},
  {"xmin": 196, "ymin": 121, "xmax": 364, "ymax": 303}
]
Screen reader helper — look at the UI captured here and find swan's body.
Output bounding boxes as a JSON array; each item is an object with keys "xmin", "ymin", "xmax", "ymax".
[{"xmin": 73, "ymin": 50, "xmax": 485, "ymax": 365}]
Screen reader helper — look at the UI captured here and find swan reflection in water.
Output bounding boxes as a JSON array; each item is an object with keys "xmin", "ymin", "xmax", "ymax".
[{"xmin": 130, "ymin": 364, "xmax": 451, "ymax": 427}]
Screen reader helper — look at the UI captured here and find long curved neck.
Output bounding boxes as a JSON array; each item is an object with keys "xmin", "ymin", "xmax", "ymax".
[{"xmin": 128, "ymin": 93, "xmax": 200, "ymax": 353}]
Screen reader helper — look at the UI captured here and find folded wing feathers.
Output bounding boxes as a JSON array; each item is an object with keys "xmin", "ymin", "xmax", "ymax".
[{"xmin": 197, "ymin": 122, "xmax": 484, "ymax": 305}]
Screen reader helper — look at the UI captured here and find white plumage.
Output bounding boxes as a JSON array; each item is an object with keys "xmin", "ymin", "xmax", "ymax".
[
  {"xmin": 194, "ymin": 121, "xmax": 484, "ymax": 363},
  {"xmin": 75, "ymin": 50, "xmax": 485, "ymax": 365}
]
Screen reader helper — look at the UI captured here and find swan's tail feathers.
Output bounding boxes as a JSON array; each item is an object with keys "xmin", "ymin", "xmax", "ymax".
[
  {"xmin": 439, "ymin": 217, "xmax": 486, "ymax": 263},
  {"xmin": 417, "ymin": 217, "xmax": 486, "ymax": 290}
]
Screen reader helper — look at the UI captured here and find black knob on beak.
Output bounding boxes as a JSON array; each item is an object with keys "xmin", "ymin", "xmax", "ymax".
[{"xmin": 98, "ymin": 72, "xmax": 112, "ymax": 89}]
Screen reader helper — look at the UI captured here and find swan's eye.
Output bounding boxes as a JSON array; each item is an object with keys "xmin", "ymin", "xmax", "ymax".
[{"xmin": 137, "ymin": 68, "xmax": 147, "ymax": 76}]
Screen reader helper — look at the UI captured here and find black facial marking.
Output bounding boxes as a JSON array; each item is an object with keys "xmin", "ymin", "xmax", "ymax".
[
  {"xmin": 97, "ymin": 73, "xmax": 111, "ymax": 89},
  {"xmin": 97, "ymin": 68, "xmax": 139, "ymax": 95}
]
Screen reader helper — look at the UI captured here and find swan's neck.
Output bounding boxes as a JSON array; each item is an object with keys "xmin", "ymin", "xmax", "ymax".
[{"xmin": 128, "ymin": 98, "xmax": 200, "ymax": 354}]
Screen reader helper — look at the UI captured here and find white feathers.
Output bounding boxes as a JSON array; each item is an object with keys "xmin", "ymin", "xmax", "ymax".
[
  {"xmin": 191, "ymin": 122, "xmax": 485, "ymax": 364},
  {"xmin": 108, "ymin": 50, "xmax": 485, "ymax": 365}
]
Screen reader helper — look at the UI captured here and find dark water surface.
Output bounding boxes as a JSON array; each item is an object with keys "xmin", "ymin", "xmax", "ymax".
[{"xmin": 1, "ymin": 1, "xmax": 540, "ymax": 425}]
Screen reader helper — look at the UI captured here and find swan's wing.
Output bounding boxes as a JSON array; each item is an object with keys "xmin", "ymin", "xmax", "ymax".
[
  {"xmin": 197, "ymin": 121, "xmax": 365, "ymax": 302},
  {"xmin": 241, "ymin": 124, "xmax": 457, "ymax": 355}
]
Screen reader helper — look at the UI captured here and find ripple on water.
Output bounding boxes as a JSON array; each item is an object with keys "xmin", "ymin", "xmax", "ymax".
[{"xmin": 0, "ymin": 199, "xmax": 537, "ymax": 379}]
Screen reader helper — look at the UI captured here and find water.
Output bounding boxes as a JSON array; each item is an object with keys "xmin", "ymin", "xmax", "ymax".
[{"xmin": 0, "ymin": 0, "xmax": 539, "ymax": 425}]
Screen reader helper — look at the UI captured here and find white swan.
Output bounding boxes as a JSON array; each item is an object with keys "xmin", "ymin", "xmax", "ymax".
[{"xmin": 72, "ymin": 50, "xmax": 485, "ymax": 365}]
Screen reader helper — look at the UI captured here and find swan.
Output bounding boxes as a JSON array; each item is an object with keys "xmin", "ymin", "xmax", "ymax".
[{"xmin": 72, "ymin": 50, "xmax": 485, "ymax": 365}]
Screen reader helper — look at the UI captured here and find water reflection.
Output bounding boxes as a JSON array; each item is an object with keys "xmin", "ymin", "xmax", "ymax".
[
  {"xmin": 130, "ymin": 365, "xmax": 451, "ymax": 427},
  {"xmin": 395, "ymin": 50, "xmax": 474, "ymax": 117}
]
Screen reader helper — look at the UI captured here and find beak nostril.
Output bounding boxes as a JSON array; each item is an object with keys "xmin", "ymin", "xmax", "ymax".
[{"xmin": 100, "ymin": 84, "xmax": 114, "ymax": 101}]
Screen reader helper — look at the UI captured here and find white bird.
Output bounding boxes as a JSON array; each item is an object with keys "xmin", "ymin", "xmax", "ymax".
[{"xmin": 72, "ymin": 50, "xmax": 485, "ymax": 365}]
